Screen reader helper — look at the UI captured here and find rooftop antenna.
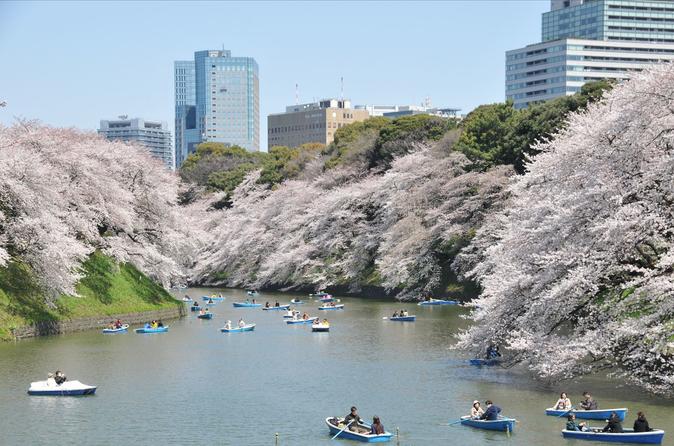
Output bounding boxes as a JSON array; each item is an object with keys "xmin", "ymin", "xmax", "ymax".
[
  {"xmin": 340, "ymin": 77, "xmax": 344, "ymax": 102},
  {"xmin": 118, "ymin": 114, "xmax": 128, "ymax": 120},
  {"xmin": 295, "ymin": 83, "xmax": 299, "ymax": 105}
]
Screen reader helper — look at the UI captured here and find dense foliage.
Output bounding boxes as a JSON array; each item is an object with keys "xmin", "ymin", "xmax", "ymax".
[
  {"xmin": 455, "ymin": 66, "xmax": 674, "ymax": 394},
  {"xmin": 0, "ymin": 122, "xmax": 193, "ymax": 302}
]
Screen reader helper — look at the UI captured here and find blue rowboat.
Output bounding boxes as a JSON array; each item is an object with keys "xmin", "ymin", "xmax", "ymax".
[
  {"xmin": 262, "ymin": 305, "xmax": 290, "ymax": 311},
  {"xmin": 290, "ymin": 299, "xmax": 304, "ymax": 304},
  {"xmin": 325, "ymin": 417, "xmax": 392, "ymax": 443},
  {"xmin": 233, "ymin": 302, "xmax": 262, "ymax": 308},
  {"xmin": 319, "ymin": 304, "xmax": 344, "ymax": 310},
  {"xmin": 546, "ymin": 408, "xmax": 628, "ymax": 421},
  {"xmin": 469, "ymin": 359, "xmax": 500, "ymax": 366},
  {"xmin": 319, "ymin": 296, "xmax": 335, "ymax": 303},
  {"xmin": 197, "ymin": 313, "xmax": 213, "ymax": 320},
  {"xmin": 286, "ymin": 318, "xmax": 318, "ymax": 325},
  {"xmin": 135, "ymin": 326, "xmax": 169, "ymax": 334},
  {"xmin": 561, "ymin": 429, "xmax": 665, "ymax": 444},
  {"xmin": 460, "ymin": 416, "xmax": 516, "ymax": 432},
  {"xmin": 190, "ymin": 305, "xmax": 201, "ymax": 312},
  {"xmin": 102, "ymin": 324, "xmax": 129, "ymax": 333},
  {"xmin": 202, "ymin": 296, "xmax": 225, "ymax": 301},
  {"xmin": 221, "ymin": 323, "xmax": 255, "ymax": 333},
  {"xmin": 388, "ymin": 315, "xmax": 416, "ymax": 322},
  {"xmin": 27, "ymin": 380, "xmax": 97, "ymax": 396},
  {"xmin": 310, "ymin": 292, "xmax": 330, "ymax": 297},
  {"xmin": 418, "ymin": 299, "xmax": 458, "ymax": 306}
]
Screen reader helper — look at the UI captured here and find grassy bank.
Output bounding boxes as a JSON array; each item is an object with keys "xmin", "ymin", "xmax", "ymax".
[{"xmin": 0, "ymin": 252, "xmax": 180, "ymax": 341}]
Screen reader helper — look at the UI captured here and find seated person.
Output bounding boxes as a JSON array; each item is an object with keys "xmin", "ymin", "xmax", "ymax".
[
  {"xmin": 392, "ymin": 311, "xmax": 399, "ymax": 318},
  {"xmin": 554, "ymin": 392, "xmax": 572, "ymax": 410},
  {"xmin": 486, "ymin": 345, "xmax": 501, "ymax": 360},
  {"xmin": 344, "ymin": 406, "xmax": 364, "ymax": 432},
  {"xmin": 579, "ymin": 392, "xmax": 598, "ymax": 410},
  {"xmin": 370, "ymin": 416, "xmax": 385, "ymax": 435},
  {"xmin": 602, "ymin": 412, "xmax": 623, "ymax": 433},
  {"xmin": 46, "ymin": 372, "xmax": 56, "ymax": 386},
  {"xmin": 480, "ymin": 401, "xmax": 501, "ymax": 421},
  {"xmin": 471, "ymin": 400, "xmax": 484, "ymax": 419},
  {"xmin": 158, "ymin": 320, "xmax": 164, "ymax": 327},
  {"xmin": 54, "ymin": 370, "xmax": 67, "ymax": 385},
  {"xmin": 238, "ymin": 319, "xmax": 245, "ymax": 328},
  {"xmin": 633, "ymin": 412, "xmax": 651, "ymax": 433},
  {"xmin": 566, "ymin": 414, "xmax": 589, "ymax": 431},
  {"xmin": 224, "ymin": 320, "xmax": 232, "ymax": 330}
]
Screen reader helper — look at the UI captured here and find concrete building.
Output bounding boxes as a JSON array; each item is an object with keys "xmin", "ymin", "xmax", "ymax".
[
  {"xmin": 174, "ymin": 49, "xmax": 259, "ymax": 167},
  {"xmin": 267, "ymin": 99, "xmax": 369, "ymax": 149},
  {"xmin": 355, "ymin": 104, "xmax": 460, "ymax": 118},
  {"xmin": 98, "ymin": 117, "xmax": 174, "ymax": 169},
  {"xmin": 507, "ymin": 0, "xmax": 674, "ymax": 109}
]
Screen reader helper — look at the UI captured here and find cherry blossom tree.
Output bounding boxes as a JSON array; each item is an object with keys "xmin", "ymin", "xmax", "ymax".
[{"xmin": 456, "ymin": 64, "xmax": 674, "ymax": 395}]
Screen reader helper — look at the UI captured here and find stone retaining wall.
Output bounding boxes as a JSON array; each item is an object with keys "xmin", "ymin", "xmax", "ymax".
[{"xmin": 10, "ymin": 304, "xmax": 186, "ymax": 340}]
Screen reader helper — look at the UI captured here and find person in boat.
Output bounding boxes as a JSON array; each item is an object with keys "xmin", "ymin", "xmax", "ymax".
[
  {"xmin": 200, "ymin": 308, "xmax": 206, "ymax": 315},
  {"xmin": 479, "ymin": 400, "xmax": 501, "ymax": 421},
  {"xmin": 566, "ymin": 413, "xmax": 590, "ymax": 432},
  {"xmin": 54, "ymin": 370, "xmax": 67, "ymax": 385},
  {"xmin": 238, "ymin": 318, "xmax": 245, "ymax": 328},
  {"xmin": 322, "ymin": 318, "xmax": 329, "ymax": 326},
  {"xmin": 265, "ymin": 301, "xmax": 270, "ymax": 308},
  {"xmin": 114, "ymin": 319, "xmax": 122, "ymax": 329},
  {"xmin": 633, "ymin": 412, "xmax": 651, "ymax": 432},
  {"xmin": 252, "ymin": 299, "xmax": 256, "ymax": 304},
  {"xmin": 579, "ymin": 391, "xmax": 598, "ymax": 410},
  {"xmin": 151, "ymin": 320, "xmax": 158, "ymax": 328},
  {"xmin": 486, "ymin": 345, "xmax": 501, "ymax": 360},
  {"xmin": 157, "ymin": 320, "xmax": 164, "ymax": 327},
  {"xmin": 554, "ymin": 392, "xmax": 572, "ymax": 410},
  {"xmin": 46, "ymin": 372, "xmax": 56, "ymax": 386},
  {"xmin": 344, "ymin": 406, "xmax": 364, "ymax": 432},
  {"xmin": 602, "ymin": 412, "xmax": 623, "ymax": 433},
  {"xmin": 224, "ymin": 320, "xmax": 232, "ymax": 330},
  {"xmin": 208, "ymin": 298, "xmax": 214, "ymax": 304},
  {"xmin": 302, "ymin": 312, "xmax": 309, "ymax": 320},
  {"xmin": 471, "ymin": 400, "xmax": 484, "ymax": 419},
  {"xmin": 370, "ymin": 416, "xmax": 385, "ymax": 435},
  {"xmin": 392, "ymin": 311, "xmax": 399, "ymax": 318},
  {"xmin": 274, "ymin": 300, "xmax": 280, "ymax": 307},
  {"xmin": 218, "ymin": 293, "xmax": 223, "ymax": 298},
  {"xmin": 402, "ymin": 309, "xmax": 408, "ymax": 317}
]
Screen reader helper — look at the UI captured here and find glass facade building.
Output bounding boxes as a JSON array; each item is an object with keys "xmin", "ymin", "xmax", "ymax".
[
  {"xmin": 174, "ymin": 50, "xmax": 259, "ymax": 167},
  {"xmin": 507, "ymin": 0, "xmax": 674, "ymax": 109}
]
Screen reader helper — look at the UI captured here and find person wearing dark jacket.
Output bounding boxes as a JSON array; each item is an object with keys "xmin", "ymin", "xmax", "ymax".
[
  {"xmin": 633, "ymin": 412, "xmax": 651, "ymax": 432},
  {"xmin": 344, "ymin": 406, "xmax": 364, "ymax": 432},
  {"xmin": 480, "ymin": 401, "xmax": 502, "ymax": 421},
  {"xmin": 602, "ymin": 412, "xmax": 623, "ymax": 433},
  {"xmin": 579, "ymin": 392, "xmax": 598, "ymax": 410}
]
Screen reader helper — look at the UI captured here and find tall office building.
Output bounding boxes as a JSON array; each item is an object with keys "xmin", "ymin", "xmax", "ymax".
[
  {"xmin": 174, "ymin": 49, "xmax": 259, "ymax": 167},
  {"xmin": 506, "ymin": 0, "xmax": 674, "ymax": 109},
  {"xmin": 98, "ymin": 117, "xmax": 174, "ymax": 169},
  {"xmin": 267, "ymin": 99, "xmax": 369, "ymax": 149}
]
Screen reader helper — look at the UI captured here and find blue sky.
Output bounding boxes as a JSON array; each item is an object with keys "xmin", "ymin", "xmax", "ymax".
[{"xmin": 0, "ymin": 1, "xmax": 548, "ymax": 150}]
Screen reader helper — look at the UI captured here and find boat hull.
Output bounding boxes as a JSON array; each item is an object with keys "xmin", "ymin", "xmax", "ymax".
[
  {"xmin": 135, "ymin": 327, "xmax": 169, "ymax": 334},
  {"xmin": 102, "ymin": 324, "xmax": 129, "ymax": 333},
  {"xmin": 546, "ymin": 408, "xmax": 628, "ymax": 421},
  {"xmin": 469, "ymin": 359, "xmax": 500, "ymax": 366},
  {"xmin": 190, "ymin": 306, "xmax": 201, "ymax": 312},
  {"xmin": 232, "ymin": 302, "xmax": 262, "ymax": 308},
  {"xmin": 27, "ymin": 380, "xmax": 97, "ymax": 396},
  {"xmin": 262, "ymin": 305, "xmax": 290, "ymax": 311},
  {"xmin": 286, "ymin": 318, "xmax": 317, "ymax": 325},
  {"xmin": 197, "ymin": 313, "xmax": 213, "ymax": 319},
  {"xmin": 202, "ymin": 296, "xmax": 224, "ymax": 301},
  {"xmin": 325, "ymin": 418, "xmax": 392, "ymax": 443},
  {"xmin": 460, "ymin": 416, "xmax": 516, "ymax": 432},
  {"xmin": 312, "ymin": 325, "xmax": 330, "ymax": 332},
  {"xmin": 418, "ymin": 300, "xmax": 458, "ymax": 306},
  {"xmin": 389, "ymin": 316, "xmax": 416, "ymax": 322},
  {"xmin": 221, "ymin": 324, "xmax": 256, "ymax": 333},
  {"xmin": 290, "ymin": 300, "xmax": 304, "ymax": 304},
  {"xmin": 319, "ymin": 305, "xmax": 344, "ymax": 310},
  {"xmin": 561, "ymin": 429, "xmax": 664, "ymax": 444}
]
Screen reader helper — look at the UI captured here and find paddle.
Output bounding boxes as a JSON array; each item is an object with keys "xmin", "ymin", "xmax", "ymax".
[
  {"xmin": 331, "ymin": 419, "xmax": 354, "ymax": 440},
  {"xmin": 558, "ymin": 406, "xmax": 575, "ymax": 418},
  {"xmin": 448, "ymin": 418, "xmax": 464, "ymax": 426}
]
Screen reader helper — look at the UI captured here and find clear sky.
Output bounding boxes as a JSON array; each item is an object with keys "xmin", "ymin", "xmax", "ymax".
[{"xmin": 0, "ymin": 0, "xmax": 548, "ymax": 150}]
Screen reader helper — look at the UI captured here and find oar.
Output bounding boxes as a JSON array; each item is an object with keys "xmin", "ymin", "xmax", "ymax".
[
  {"xmin": 448, "ymin": 418, "xmax": 464, "ymax": 426},
  {"xmin": 332, "ymin": 420, "xmax": 354, "ymax": 440},
  {"xmin": 558, "ymin": 407, "xmax": 575, "ymax": 418}
]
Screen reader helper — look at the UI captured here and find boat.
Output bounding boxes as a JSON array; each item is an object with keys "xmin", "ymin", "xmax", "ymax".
[
  {"xmin": 417, "ymin": 299, "xmax": 459, "ymax": 306},
  {"xmin": 286, "ymin": 318, "xmax": 318, "ymax": 325},
  {"xmin": 290, "ymin": 299, "xmax": 304, "ymax": 304},
  {"xmin": 469, "ymin": 359, "xmax": 500, "ymax": 366},
  {"xmin": 312, "ymin": 322, "xmax": 330, "ymax": 332},
  {"xmin": 388, "ymin": 315, "xmax": 416, "ymax": 322},
  {"xmin": 310, "ymin": 291, "xmax": 330, "ymax": 298},
  {"xmin": 262, "ymin": 304, "xmax": 290, "ymax": 311},
  {"xmin": 232, "ymin": 302, "xmax": 262, "ymax": 308},
  {"xmin": 283, "ymin": 313, "xmax": 300, "ymax": 319},
  {"xmin": 460, "ymin": 416, "xmax": 516, "ymax": 432},
  {"xmin": 202, "ymin": 296, "xmax": 225, "ymax": 301},
  {"xmin": 220, "ymin": 323, "xmax": 256, "ymax": 333},
  {"xmin": 318, "ymin": 304, "xmax": 344, "ymax": 310},
  {"xmin": 27, "ymin": 380, "xmax": 97, "ymax": 396},
  {"xmin": 561, "ymin": 428, "xmax": 665, "ymax": 444},
  {"xmin": 319, "ymin": 295, "xmax": 335, "ymax": 303},
  {"xmin": 206, "ymin": 302, "xmax": 217, "ymax": 307},
  {"xmin": 246, "ymin": 290, "xmax": 259, "ymax": 296},
  {"xmin": 135, "ymin": 325, "xmax": 169, "ymax": 334},
  {"xmin": 181, "ymin": 297, "xmax": 193, "ymax": 302},
  {"xmin": 197, "ymin": 312, "xmax": 213, "ymax": 320},
  {"xmin": 546, "ymin": 408, "xmax": 628, "ymax": 421},
  {"xmin": 190, "ymin": 305, "xmax": 201, "ymax": 312},
  {"xmin": 325, "ymin": 417, "xmax": 392, "ymax": 443},
  {"xmin": 102, "ymin": 324, "xmax": 129, "ymax": 333}
]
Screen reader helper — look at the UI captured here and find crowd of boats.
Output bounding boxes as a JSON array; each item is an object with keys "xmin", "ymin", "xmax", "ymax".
[{"xmin": 26, "ymin": 290, "xmax": 668, "ymax": 444}]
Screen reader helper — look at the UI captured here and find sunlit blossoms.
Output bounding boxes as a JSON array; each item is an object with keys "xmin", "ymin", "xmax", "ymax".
[
  {"xmin": 0, "ymin": 122, "xmax": 194, "ymax": 301},
  {"xmin": 456, "ymin": 64, "xmax": 674, "ymax": 395}
]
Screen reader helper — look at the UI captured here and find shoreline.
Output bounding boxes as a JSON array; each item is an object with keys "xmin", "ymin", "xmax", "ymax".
[{"xmin": 9, "ymin": 303, "xmax": 186, "ymax": 340}]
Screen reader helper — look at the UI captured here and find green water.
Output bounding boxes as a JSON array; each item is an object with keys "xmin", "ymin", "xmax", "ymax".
[{"xmin": 0, "ymin": 288, "xmax": 671, "ymax": 445}]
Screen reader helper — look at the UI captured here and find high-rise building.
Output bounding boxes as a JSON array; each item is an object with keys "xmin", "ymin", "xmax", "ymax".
[
  {"xmin": 506, "ymin": 0, "xmax": 674, "ymax": 109},
  {"xmin": 174, "ymin": 49, "xmax": 259, "ymax": 167},
  {"xmin": 267, "ymin": 99, "xmax": 369, "ymax": 149},
  {"xmin": 98, "ymin": 117, "xmax": 174, "ymax": 169}
]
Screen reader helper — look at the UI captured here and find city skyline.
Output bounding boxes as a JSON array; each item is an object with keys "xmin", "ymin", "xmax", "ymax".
[{"xmin": 0, "ymin": 1, "xmax": 548, "ymax": 151}]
